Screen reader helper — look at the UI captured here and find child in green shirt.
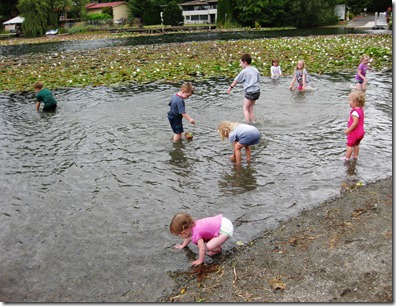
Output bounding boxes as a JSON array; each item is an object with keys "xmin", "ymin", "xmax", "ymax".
[{"xmin": 34, "ymin": 81, "xmax": 57, "ymax": 112}]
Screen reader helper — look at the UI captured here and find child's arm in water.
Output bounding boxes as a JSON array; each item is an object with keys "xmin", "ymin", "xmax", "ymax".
[
  {"xmin": 182, "ymin": 113, "xmax": 195, "ymax": 125},
  {"xmin": 191, "ymin": 238, "xmax": 206, "ymax": 266},
  {"xmin": 174, "ymin": 237, "xmax": 191, "ymax": 249}
]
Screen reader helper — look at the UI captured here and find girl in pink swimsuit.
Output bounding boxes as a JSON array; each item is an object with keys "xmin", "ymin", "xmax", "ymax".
[
  {"xmin": 170, "ymin": 212, "xmax": 234, "ymax": 266},
  {"xmin": 341, "ymin": 91, "xmax": 365, "ymax": 161}
]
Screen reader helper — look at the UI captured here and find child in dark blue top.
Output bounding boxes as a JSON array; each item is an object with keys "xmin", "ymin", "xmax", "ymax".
[{"xmin": 167, "ymin": 82, "xmax": 195, "ymax": 142}]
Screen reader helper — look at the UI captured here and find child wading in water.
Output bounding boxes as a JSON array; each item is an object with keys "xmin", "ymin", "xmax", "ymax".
[
  {"xmin": 341, "ymin": 91, "xmax": 365, "ymax": 161},
  {"xmin": 355, "ymin": 54, "xmax": 372, "ymax": 91},
  {"xmin": 227, "ymin": 53, "xmax": 261, "ymax": 123},
  {"xmin": 217, "ymin": 121, "xmax": 260, "ymax": 166},
  {"xmin": 34, "ymin": 81, "xmax": 57, "ymax": 112},
  {"xmin": 170, "ymin": 212, "xmax": 234, "ymax": 266},
  {"xmin": 289, "ymin": 59, "xmax": 309, "ymax": 91},
  {"xmin": 270, "ymin": 58, "xmax": 282, "ymax": 79},
  {"xmin": 167, "ymin": 82, "xmax": 196, "ymax": 142}
]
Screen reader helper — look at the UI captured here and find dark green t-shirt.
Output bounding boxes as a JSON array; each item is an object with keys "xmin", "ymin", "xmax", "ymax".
[{"xmin": 36, "ymin": 88, "xmax": 57, "ymax": 108}]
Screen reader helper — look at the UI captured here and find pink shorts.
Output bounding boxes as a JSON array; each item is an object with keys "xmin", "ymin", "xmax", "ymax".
[{"xmin": 347, "ymin": 135, "xmax": 364, "ymax": 147}]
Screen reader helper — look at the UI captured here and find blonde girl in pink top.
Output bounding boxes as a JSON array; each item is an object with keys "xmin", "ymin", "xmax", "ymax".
[
  {"xmin": 170, "ymin": 212, "xmax": 234, "ymax": 266},
  {"xmin": 341, "ymin": 91, "xmax": 365, "ymax": 161}
]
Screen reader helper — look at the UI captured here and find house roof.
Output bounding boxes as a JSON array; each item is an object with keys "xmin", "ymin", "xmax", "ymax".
[
  {"xmin": 86, "ymin": 1, "xmax": 127, "ymax": 9},
  {"xmin": 179, "ymin": 0, "xmax": 217, "ymax": 6},
  {"xmin": 3, "ymin": 16, "xmax": 25, "ymax": 25}
]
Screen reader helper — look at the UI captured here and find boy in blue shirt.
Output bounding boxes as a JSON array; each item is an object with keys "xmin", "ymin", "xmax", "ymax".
[{"xmin": 167, "ymin": 82, "xmax": 196, "ymax": 142}]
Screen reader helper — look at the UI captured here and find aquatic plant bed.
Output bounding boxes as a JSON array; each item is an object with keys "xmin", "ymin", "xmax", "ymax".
[{"xmin": 0, "ymin": 33, "xmax": 391, "ymax": 92}]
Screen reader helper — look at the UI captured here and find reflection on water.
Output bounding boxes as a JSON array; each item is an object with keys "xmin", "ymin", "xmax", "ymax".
[
  {"xmin": 218, "ymin": 165, "xmax": 258, "ymax": 195},
  {"xmin": 169, "ymin": 142, "xmax": 190, "ymax": 170},
  {"xmin": 0, "ymin": 70, "xmax": 392, "ymax": 302}
]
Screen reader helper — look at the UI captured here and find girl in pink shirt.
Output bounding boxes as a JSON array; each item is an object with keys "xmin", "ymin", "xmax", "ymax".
[
  {"xmin": 341, "ymin": 91, "xmax": 365, "ymax": 161},
  {"xmin": 170, "ymin": 212, "xmax": 234, "ymax": 266}
]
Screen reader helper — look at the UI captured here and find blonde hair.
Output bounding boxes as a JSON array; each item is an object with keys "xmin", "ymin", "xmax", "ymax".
[
  {"xmin": 217, "ymin": 121, "xmax": 239, "ymax": 140},
  {"xmin": 359, "ymin": 54, "xmax": 370, "ymax": 63},
  {"xmin": 34, "ymin": 81, "xmax": 43, "ymax": 90},
  {"xmin": 180, "ymin": 82, "xmax": 194, "ymax": 95},
  {"xmin": 295, "ymin": 59, "xmax": 305, "ymax": 71},
  {"xmin": 170, "ymin": 212, "xmax": 195, "ymax": 235},
  {"xmin": 349, "ymin": 91, "xmax": 365, "ymax": 107}
]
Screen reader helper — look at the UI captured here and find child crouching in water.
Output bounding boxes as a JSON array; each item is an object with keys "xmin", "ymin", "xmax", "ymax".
[
  {"xmin": 341, "ymin": 91, "xmax": 365, "ymax": 161},
  {"xmin": 217, "ymin": 121, "xmax": 260, "ymax": 166},
  {"xmin": 170, "ymin": 212, "xmax": 234, "ymax": 266}
]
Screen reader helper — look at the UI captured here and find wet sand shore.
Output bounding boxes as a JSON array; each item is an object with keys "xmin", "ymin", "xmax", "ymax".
[{"xmin": 160, "ymin": 177, "xmax": 392, "ymax": 302}]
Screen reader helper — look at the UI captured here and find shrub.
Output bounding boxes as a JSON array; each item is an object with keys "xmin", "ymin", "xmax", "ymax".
[{"xmin": 87, "ymin": 13, "xmax": 112, "ymax": 21}]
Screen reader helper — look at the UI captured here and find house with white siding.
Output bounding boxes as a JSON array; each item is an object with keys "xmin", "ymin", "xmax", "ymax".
[{"xmin": 179, "ymin": 0, "xmax": 218, "ymax": 24}]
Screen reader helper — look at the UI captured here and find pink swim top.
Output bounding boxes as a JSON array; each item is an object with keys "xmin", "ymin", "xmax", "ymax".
[
  {"xmin": 190, "ymin": 214, "xmax": 223, "ymax": 245},
  {"xmin": 348, "ymin": 107, "xmax": 365, "ymax": 138}
]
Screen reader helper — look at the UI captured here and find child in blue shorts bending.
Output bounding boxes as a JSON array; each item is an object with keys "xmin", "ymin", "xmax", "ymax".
[
  {"xmin": 217, "ymin": 121, "xmax": 260, "ymax": 166},
  {"xmin": 167, "ymin": 82, "xmax": 196, "ymax": 142}
]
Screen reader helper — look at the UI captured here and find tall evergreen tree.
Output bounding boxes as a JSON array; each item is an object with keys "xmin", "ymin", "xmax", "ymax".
[
  {"xmin": 162, "ymin": 1, "xmax": 184, "ymax": 26},
  {"xmin": 217, "ymin": 0, "xmax": 235, "ymax": 25}
]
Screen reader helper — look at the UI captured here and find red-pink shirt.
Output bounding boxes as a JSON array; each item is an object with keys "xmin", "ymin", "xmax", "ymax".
[
  {"xmin": 190, "ymin": 214, "xmax": 223, "ymax": 245},
  {"xmin": 348, "ymin": 107, "xmax": 365, "ymax": 138}
]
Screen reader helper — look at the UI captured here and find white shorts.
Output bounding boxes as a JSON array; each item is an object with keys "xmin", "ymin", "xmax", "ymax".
[{"xmin": 219, "ymin": 217, "xmax": 234, "ymax": 237}]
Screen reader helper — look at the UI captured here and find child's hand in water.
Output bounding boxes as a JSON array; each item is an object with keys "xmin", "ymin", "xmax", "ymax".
[
  {"xmin": 174, "ymin": 244, "xmax": 184, "ymax": 249},
  {"xmin": 191, "ymin": 259, "xmax": 203, "ymax": 266}
]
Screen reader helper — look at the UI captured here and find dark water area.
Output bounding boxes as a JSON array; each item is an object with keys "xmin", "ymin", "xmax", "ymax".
[
  {"xmin": 0, "ymin": 27, "xmax": 389, "ymax": 58},
  {"xmin": 0, "ymin": 68, "xmax": 392, "ymax": 301}
]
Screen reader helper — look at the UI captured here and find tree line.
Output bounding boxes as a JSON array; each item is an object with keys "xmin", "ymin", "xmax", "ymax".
[{"xmin": 0, "ymin": 0, "xmax": 391, "ymax": 37}]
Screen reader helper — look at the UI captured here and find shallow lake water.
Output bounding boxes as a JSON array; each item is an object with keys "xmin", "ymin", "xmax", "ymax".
[{"xmin": 0, "ymin": 71, "xmax": 392, "ymax": 301}]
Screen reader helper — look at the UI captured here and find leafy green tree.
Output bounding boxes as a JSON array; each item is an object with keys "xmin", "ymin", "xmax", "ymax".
[
  {"xmin": 53, "ymin": 0, "xmax": 88, "ymax": 23},
  {"xmin": 233, "ymin": 0, "xmax": 290, "ymax": 27},
  {"xmin": 102, "ymin": 7, "xmax": 114, "ymax": 17},
  {"xmin": 143, "ymin": 0, "xmax": 162, "ymax": 25},
  {"xmin": 367, "ymin": 0, "xmax": 390, "ymax": 12},
  {"xmin": 127, "ymin": 0, "xmax": 161, "ymax": 25},
  {"xmin": 217, "ymin": 0, "xmax": 236, "ymax": 25},
  {"xmin": 346, "ymin": 0, "xmax": 375, "ymax": 14},
  {"xmin": 0, "ymin": 0, "xmax": 18, "ymax": 24},
  {"xmin": 285, "ymin": 0, "xmax": 340, "ymax": 27},
  {"xmin": 162, "ymin": 1, "xmax": 184, "ymax": 26},
  {"xmin": 17, "ymin": 0, "xmax": 53, "ymax": 37},
  {"xmin": 17, "ymin": 0, "xmax": 88, "ymax": 37},
  {"xmin": 127, "ymin": 0, "xmax": 143, "ymax": 18}
]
